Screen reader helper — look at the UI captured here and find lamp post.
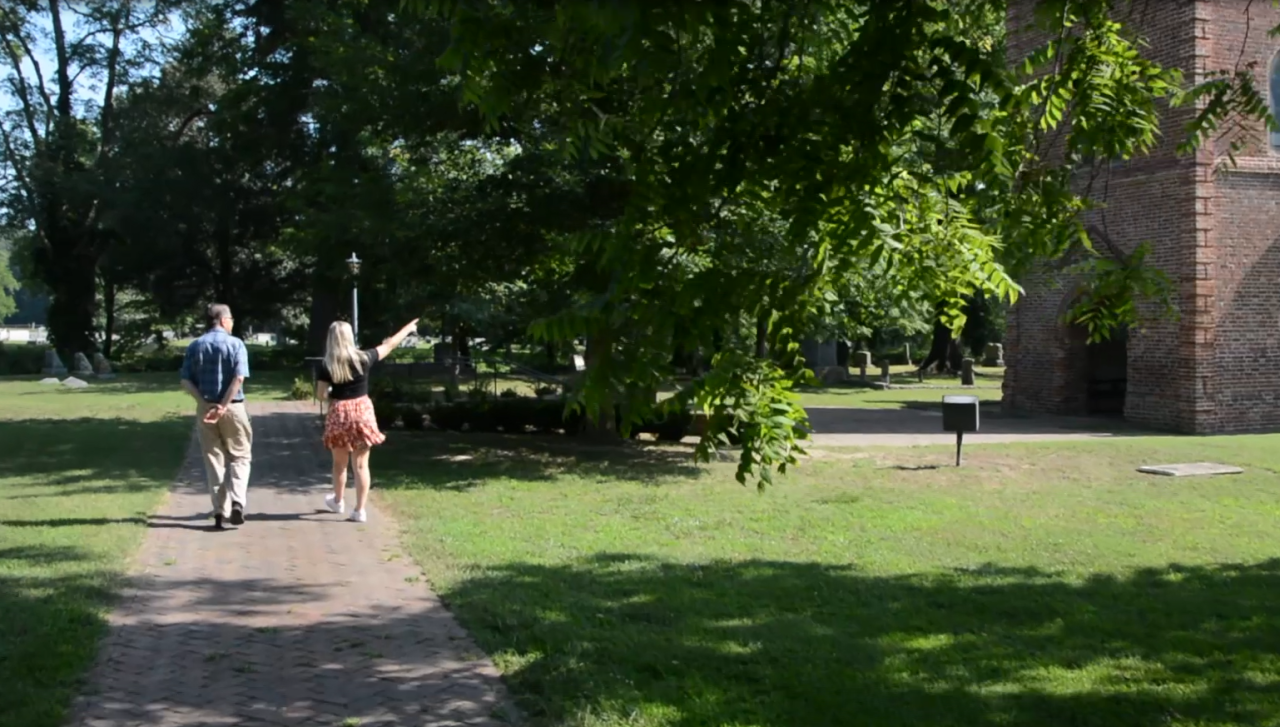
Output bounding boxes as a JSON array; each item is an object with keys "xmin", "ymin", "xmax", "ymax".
[{"xmin": 346, "ymin": 252, "xmax": 362, "ymax": 341}]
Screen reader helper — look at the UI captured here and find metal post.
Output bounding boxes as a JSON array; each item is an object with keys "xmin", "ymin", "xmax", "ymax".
[
  {"xmin": 352, "ymin": 283, "xmax": 359, "ymax": 342},
  {"xmin": 955, "ymin": 431, "xmax": 964, "ymax": 467}
]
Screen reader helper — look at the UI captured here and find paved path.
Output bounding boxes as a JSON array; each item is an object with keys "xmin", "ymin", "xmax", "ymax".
[
  {"xmin": 805, "ymin": 406, "xmax": 1140, "ymax": 447},
  {"xmin": 68, "ymin": 402, "xmax": 516, "ymax": 727}
]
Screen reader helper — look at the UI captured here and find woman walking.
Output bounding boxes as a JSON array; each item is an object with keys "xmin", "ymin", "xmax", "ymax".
[{"xmin": 315, "ymin": 317, "xmax": 418, "ymax": 522}]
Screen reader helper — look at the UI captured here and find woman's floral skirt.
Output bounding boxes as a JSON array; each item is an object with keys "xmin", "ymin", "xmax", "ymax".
[{"xmin": 323, "ymin": 395, "xmax": 387, "ymax": 450}]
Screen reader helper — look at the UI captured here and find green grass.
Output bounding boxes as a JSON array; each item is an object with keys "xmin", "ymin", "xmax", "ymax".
[
  {"xmin": 375, "ymin": 431, "xmax": 1280, "ymax": 726},
  {"xmin": 0, "ymin": 372, "xmax": 288, "ymax": 727},
  {"xmin": 797, "ymin": 365, "xmax": 1004, "ymax": 409}
]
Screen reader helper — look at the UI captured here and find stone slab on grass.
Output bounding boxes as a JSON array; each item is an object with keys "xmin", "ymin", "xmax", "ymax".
[{"xmin": 1138, "ymin": 462, "xmax": 1244, "ymax": 477}]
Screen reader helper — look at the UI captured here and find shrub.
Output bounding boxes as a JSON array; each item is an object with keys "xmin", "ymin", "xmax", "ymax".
[
  {"xmin": 0, "ymin": 343, "xmax": 46, "ymax": 376},
  {"xmin": 499, "ymin": 387, "xmax": 521, "ymax": 399},
  {"xmin": 289, "ymin": 375, "xmax": 313, "ymax": 401},
  {"xmin": 534, "ymin": 384, "xmax": 559, "ymax": 398}
]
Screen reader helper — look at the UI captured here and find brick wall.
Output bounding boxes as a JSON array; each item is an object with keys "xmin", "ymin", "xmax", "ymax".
[
  {"xmin": 1203, "ymin": 0, "xmax": 1280, "ymax": 431},
  {"xmin": 1002, "ymin": 0, "xmax": 1280, "ymax": 432},
  {"xmin": 1005, "ymin": 0, "xmax": 1203, "ymax": 427}
]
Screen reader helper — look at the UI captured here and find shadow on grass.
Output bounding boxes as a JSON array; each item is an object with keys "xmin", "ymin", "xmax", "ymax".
[
  {"xmin": 438, "ymin": 554, "xmax": 1280, "ymax": 726},
  {"xmin": 0, "ymin": 543, "xmax": 120, "ymax": 727},
  {"xmin": 0, "ymin": 417, "xmax": 192, "ymax": 496},
  {"xmin": 10, "ymin": 370, "xmax": 299, "ymax": 398},
  {"xmin": 7, "ymin": 541, "xmax": 1280, "ymax": 725},
  {"xmin": 376, "ymin": 431, "xmax": 708, "ymax": 491}
]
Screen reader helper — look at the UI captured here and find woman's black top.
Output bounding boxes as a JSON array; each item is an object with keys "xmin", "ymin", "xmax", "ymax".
[{"xmin": 317, "ymin": 348, "xmax": 381, "ymax": 400}]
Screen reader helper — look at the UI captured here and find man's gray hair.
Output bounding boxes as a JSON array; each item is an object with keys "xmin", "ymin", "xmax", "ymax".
[{"xmin": 206, "ymin": 303, "xmax": 232, "ymax": 328}]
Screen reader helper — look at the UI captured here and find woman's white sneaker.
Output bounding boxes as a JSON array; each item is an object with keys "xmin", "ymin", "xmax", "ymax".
[
  {"xmin": 348, "ymin": 509, "xmax": 367, "ymax": 523},
  {"xmin": 325, "ymin": 494, "xmax": 345, "ymax": 514}
]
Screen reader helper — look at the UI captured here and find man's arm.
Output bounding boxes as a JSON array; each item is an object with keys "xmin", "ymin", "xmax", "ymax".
[
  {"xmin": 217, "ymin": 341, "xmax": 250, "ymax": 409},
  {"xmin": 179, "ymin": 345, "xmax": 203, "ymax": 404}
]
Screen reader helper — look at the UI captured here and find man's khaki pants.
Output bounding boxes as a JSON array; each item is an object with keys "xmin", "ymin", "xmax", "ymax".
[{"xmin": 197, "ymin": 402, "xmax": 253, "ymax": 518}]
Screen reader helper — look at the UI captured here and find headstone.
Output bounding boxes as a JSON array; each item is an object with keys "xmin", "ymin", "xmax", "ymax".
[
  {"xmin": 960, "ymin": 358, "xmax": 975, "ymax": 386},
  {"xmin": 903, "ymin": 343, "xmax": 912, "ymax": 366},
  {"xmin": 72, "ymin": 352, "xmax": 94, "ymax": 377},
  {"xmin": 62, "ymin": 376, "xmax": 89, "ymax": 389},
  {"xmin": 572, "ymin": 354, "xmax": 586, "ymax": 372},
  {"xmin": 1138, "ymin": 462, "xmax": 1244, "ymax": 477},
  {"xmin": 93, "ymin": 353, "xmax": 116, "ymax": 379},
  {"xmin": 880, "ymin": 362, "xmax": 892, "ymax": 385},
  {"xmin": 39, "ymin": 377, "xmax": 61, "ymax": 385},
  {"xmin": 432, "ymin": 343, "xmax": 451, "ymax": 364},
  {"xmin": 43, "ymin": 349, "xmax": 68, "ymax": 377},
  {"xmin": 836, "ymin": 340, "xmax": 851, "ymax": 368},
  {"xmin": 983, "ymin": 342, "xmax": 1005, "ymax": 367},
  {"xmin": 855, "ymin": 351, "xmax": 871, "ymax": 380},
  {"xmin": 800, "ymin": 339, "xmax": 838, "ymax": 368}
]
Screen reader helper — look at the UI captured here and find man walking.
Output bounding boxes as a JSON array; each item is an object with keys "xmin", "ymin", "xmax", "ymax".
[{"xmin": 180, "ymin": 303, "xmax": 253, "ymax": 529}]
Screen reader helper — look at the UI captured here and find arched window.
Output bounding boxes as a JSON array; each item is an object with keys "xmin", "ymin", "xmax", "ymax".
[{"xmin": 1270, "ymin": 52, "xmax": 1280, "ymax": 149}]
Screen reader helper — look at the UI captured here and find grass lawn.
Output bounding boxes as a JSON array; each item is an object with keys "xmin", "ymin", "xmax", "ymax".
[
  {"xmin": 797, "ymin": 365, "xmax": 1004, "ymax": 409},
  {"xmin": 375, "ymin": 430, "xmax": 1280, "ymax": 727},
  {"xmin": 0, "ymin": 371, "xmax": 291, "ymax": 727}
]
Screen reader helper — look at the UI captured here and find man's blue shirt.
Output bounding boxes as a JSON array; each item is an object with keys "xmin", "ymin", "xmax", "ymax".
[{"xmin": 180, "ymin": 329, "xmax": 250, "ymax": 403}]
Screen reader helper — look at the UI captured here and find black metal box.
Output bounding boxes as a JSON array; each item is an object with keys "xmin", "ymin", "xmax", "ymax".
[{"xmin": 941, "ymin": 395, "xmax": 980, "ymax": 433}]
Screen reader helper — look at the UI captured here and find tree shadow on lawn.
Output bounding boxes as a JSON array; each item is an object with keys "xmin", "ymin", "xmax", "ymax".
[
  {"xmin": 10, "ymin": 370, "xmax": 297, "ymax": 398},
  {"xmin": 442, "ymin": 554, "xmax": 1280, "ymax": 726},
  {"xmin": 0, "ymin": 416, "xmax": 191, "ymax": 497},
  {"xmin": 0, "ymin": 543, "xmax": 121, "ymax": 727},
  {"xmin": 376, "ymin": 431, "xmax": 709, "ymax": 491}
]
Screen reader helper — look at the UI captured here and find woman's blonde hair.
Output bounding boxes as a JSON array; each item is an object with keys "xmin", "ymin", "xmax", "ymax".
[{"xmin": 323, "ymin": 321, "xmax": 367, "ymax": 385}]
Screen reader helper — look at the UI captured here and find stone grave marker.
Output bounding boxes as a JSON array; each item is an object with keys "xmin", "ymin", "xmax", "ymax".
[
  {"xmin": 983, "ymin": 342, "xmax": 1004, "ymax": 367},
  {"xmin": 39, "ymin": 377, "xmax": 61, "ymax": 385},
  {"xmin": 43, "ymin": 349, "xmax": 68, "ymax": 377},
  {"xmin": 855, "ymin": 351, "xmax": 871, "ymax": 380},
  {"xmin": 93, "ymin": 353, "xmax": 116, "ymax": 380},
  {"xmin": 572, "ymin": 354, "xmax": 586, "ymax": 372},
  {"xmin": 62, "ymin": 376, "xmax": 90, "ymax": 389},
  {"xmin": 879, "ymin": 362, "xmax": 892, "ymax": 385},
  {"xmin": 72, "ymin": 352, "xmax": 94, "ymax": 377},
  {"xmin": 960, "ymin": 358, "xmax": 976, "ymax": 386}
]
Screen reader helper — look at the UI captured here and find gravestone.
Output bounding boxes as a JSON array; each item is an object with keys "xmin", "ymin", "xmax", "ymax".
[
  {"xmin": 800, "ymin": 339, "xmax": 839, "ymax": 368},
  {"xmin": 62, "ymin": 376, "xmax": 89, "ymax": 389},
  {"xmin": 43, "ymin": 349, "xmax": 68, "ymax": 377},
  {"xmin": 432, "ymin": 343, "xmax": 451, "ymax": 364},
  {"xmin": 572, "ymin": 354, "xmax": 586, "ymax": 372},
  {"xmin": 880, "ymin": 362, "xmax": 892, "ymax": 385},
  {"xmin": 960, "ymin": 358, "xmax": 975, "ymax": 386},
  {"xmin": 72, "ymin": 352, "xmax": 94, "ymax": 377},
  {"xmin": 93, "ymin": 353, "xmax": 116, "ymax": 380},
  {"xmin": 39, "ymin": 377, "xmax": 61, "ymax": 385},
  {"xmin": 854, "ymin": 350, "xmax": 872, "ymax": 380},
  {"xmin": 903, "ymin": 343, "xmax": 912, "ymax": 366},
  {"xmin": 983, "ymin": 342, "xmax": 1005, "ymax": 367}
]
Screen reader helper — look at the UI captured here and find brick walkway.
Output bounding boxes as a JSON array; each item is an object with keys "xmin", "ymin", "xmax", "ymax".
[{"xmin": 68, "ymin": 402, "xmax": 517, "ymax": 727}]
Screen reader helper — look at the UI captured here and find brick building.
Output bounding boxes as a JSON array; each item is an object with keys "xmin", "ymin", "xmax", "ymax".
[{"xmin": 1003, "ymin": 0, "xmax": 1280, "ymax": 432}]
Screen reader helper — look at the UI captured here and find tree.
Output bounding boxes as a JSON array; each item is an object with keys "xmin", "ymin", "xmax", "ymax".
[
  {"xmin": 399, "ymin": 0, "xmax": 1193, "ymax": 485},
  {"xmin": 0, "ymin": 1, "xmax": 179, "ymax": 354},
  {"xmin": 0, "ymin": 235, "xmax": 19, "ymax": 322}
]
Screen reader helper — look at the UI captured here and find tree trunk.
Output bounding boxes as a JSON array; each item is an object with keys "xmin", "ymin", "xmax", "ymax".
[
  {"xmin": 755, "ymin": 313, "xmax": 769, "ymax": 359},
  {"xmin": 102, "ymin": 275, "xmax": 116, "ymax": 360},
  {"xmin": 42, "ymin": 239, "xmax": 98, "ymax": 357},
  {"xmin": 916, "ymin": 313, "xmax": 952, "ymax": 375},
  {"xmin": 307, "ymin": 271, "xmax": 341, "ymax": 355},
  {"xmin": 582, "ymin": 330, "xmax": 618, "ymax": 440},
  {"xmin": 544, "ymin": 340, "xmax": 557, "ymax": 370}
]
